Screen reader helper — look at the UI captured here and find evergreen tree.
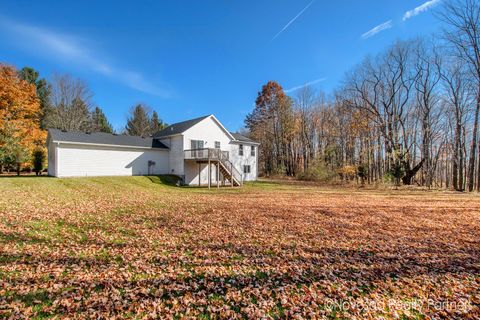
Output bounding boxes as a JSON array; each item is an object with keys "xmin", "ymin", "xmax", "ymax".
[
  {"xmin": 150, "ymin": 111, "xmax": 166, "ymax": 134},
  {"xmin": 32, "ymin": 147, "xmax": 46, "ymax": 175},
  {"xmin": 125, "ymin": 104, "xmax": 151, "ymax": 137},
  {"xmin": 91, "ymin": 107, "xmax": 113, "ymax": 133}
]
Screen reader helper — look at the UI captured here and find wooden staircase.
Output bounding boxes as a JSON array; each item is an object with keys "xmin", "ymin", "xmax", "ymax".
[
  {"xmin": 218, "ymin": 157, "xmax": 242, "ymax": 187},
  {"xmin": 184, "ymin": 148, "xmax": 243, "ymax": 187}
]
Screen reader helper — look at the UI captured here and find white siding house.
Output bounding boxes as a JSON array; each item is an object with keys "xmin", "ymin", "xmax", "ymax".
[
  {"xmin": 47, "ymin": 132, "xmax": 169, "ymax": 178},
  {"xmin": 47, "ymin": 115, "xmax": 259, "ymax": 186}
]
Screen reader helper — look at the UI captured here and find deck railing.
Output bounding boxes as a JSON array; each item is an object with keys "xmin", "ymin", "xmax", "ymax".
[
  {"xmin": 184, "ymin": 148, "xmax": 229, "ymax": 160},
  {"xmin": 184, "ymin": 148, "xmax": 242, "ymax": 186}
]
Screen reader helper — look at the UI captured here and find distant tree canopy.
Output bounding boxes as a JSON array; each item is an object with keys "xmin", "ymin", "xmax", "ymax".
[
  {"xmin": 42, "ymin": 74, "xmax": 115, "ymax": 134},
  {"xmin": 126, "ymin": 104, "xmax": 166, "ymax": 137},
  {"xmin": 243, "ymin": 0, "xmax": 480, "ymax": 191},
  {"xmin": 0, "ymin": 64, "xmax": 45, "ymax": 173}
]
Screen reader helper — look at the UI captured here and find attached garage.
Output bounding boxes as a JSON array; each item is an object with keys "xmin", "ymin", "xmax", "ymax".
[{"xmin": 47, "ymin": 129, "xmax": 169, "ymax": 177}]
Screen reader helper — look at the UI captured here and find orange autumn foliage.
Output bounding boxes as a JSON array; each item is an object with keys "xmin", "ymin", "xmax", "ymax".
[{"xmin": 0, "ymin": 64, "xmax": 46, "ymax": 156}]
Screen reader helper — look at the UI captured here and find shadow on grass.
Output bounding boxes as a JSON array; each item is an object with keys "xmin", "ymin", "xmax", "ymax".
[
  {"xmin": 0, "ymin": 231, "xmax": 49, "ymax": 245},
  {"xmin": 0, "ymin": 174, "xmax": 53, "ymax": 178},
  {"xmin": 147, "ymin": 175, "xmax": 183, "ymax": 186}
]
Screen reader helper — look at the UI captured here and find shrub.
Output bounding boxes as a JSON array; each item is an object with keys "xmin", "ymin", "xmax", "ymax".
[
  {"xmin": 357, "ymin": 164, "xmax": 368, "ymax": 186},
  {"xmin": 385, "ymin": 163, "xmax": 404, "ymax": 187},
  {"xmin": 32, "ymin": 147, "xmax": 46, "ymax": 176},
  {"xmin": 297, "ymin": 162, "xmax": 336, "ymax": 182}
]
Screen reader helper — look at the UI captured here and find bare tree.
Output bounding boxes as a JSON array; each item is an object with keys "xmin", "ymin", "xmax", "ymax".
[
  {"xmin": 294, "ymin": 86, "xmax": 319, "ymax": 172},
  {"xmin": 441, "ymin": 0, "xmax": 480, "ymax": 191},
  {"xmin": 413, "ymin": 39, "xmax": 443, "ymax": 188},
  {"xmin": 44, "ymin": 74, "xmax": 93, "ymax": 132},
  {"xmin": 441, "ymin": 59, "xmax": 473, "ymax": 190}
]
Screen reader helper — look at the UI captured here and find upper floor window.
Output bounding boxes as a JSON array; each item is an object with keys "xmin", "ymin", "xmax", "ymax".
[
  {"xmin": 215, "ymin": 141, "xmax": 221, "ymax": 149},
  {"xmin": 243, "ymin": 165, "xmax": 251, "ymax": 174},
  {"xmin": 251, "ymin": 146, "xmax": 255, "ymax": 156},
  {"xmin": 239, "ymin": 144, "xmax": 244, "ymax": 156},
  {"xmin": 191, "ymin": 140, "xmax": 204, "ymax": 149}
]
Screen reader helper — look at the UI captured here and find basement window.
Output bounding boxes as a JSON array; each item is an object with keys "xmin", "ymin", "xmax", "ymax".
[{"xmin": 243, "ymin": 165, "xmax": 251, "ymax": 174}]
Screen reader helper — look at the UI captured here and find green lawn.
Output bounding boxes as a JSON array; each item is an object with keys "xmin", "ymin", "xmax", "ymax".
[{"xmin": 0, "ymin": 176, "xmax": 478, "ymax": 319}]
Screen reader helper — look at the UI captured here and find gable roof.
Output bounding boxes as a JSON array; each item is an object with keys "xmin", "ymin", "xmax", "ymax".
[
  {"xmin": 154, "ymin": 115, "xmax": 210, "ymax": 138},
  {"xmin": 48, "ymin": 129, "xmax": 168, "ymax": 149},
  {"xmin": 230, "ymin": 132, "xmax": 259, "ymax": 144},
  {"xmin": 230, "ymin": 132, "xmax": 255, "ymax": 143}
]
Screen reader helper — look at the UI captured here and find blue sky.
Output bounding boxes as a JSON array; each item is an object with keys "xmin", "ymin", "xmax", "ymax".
[{"xmin": 0, "ymin": 0, "xmax": 443, "ymax": 132}]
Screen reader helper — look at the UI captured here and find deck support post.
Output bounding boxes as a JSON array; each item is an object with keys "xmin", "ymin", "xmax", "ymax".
[
  {"xmin": 198, "ymin": 163, "xmax": 201, "ymax": 186},
  {"xmin": 208, "ymin": 159, "xmax": 211, "ymax": 189},
  {"xmin": 217, "ymin": 162, "xmax": 220, "ymax": 188}
]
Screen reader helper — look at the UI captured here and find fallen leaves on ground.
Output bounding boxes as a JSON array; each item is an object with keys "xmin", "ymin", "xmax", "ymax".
[{"xmin": 0, "ymin": 177, "xmax": 479, "ymax": 319}]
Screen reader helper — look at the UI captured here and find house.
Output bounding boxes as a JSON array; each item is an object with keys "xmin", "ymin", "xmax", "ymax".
[{"xmin": 47, "ymin": 115, "xmax": 259, "ymax": 186}]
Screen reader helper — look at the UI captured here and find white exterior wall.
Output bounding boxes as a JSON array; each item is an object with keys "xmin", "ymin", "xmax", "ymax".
[
  {"xmin": 47, "ymin": 139, "xmax": 57, "ymax": 177},
  {"xmin": 184, "ymin": 161, "xmax": 222, "ymax": 186},
  {"xmin": 160, "ymin": 135, "xmax": 184, "ymax": 176},
  {"xmin": 182, "ymin": 117, "xmax": 232, "ymax": 152},
  {"xmin": 55, "ymin": 143, "xmax": 169, "ymax": 177},
  {"xmin": 229, "ymin": 143, "xmax": 258, "ymax": 181},
  {"xmin": 182, "ymin": 117, "xmax": 234, "ymax": 185}
]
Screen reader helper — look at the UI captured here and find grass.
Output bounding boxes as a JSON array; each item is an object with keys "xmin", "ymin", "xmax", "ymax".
[{"xmin": 0, "ymin": 176, "xmax": 478, "ymax": 319}]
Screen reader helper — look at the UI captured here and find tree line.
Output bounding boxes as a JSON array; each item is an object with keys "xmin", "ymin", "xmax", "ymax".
[
  {"xmin": 246, "ymin": 0, "xmax": 480, "ymax": 191},
  {"xmin": 0, "ymin": 65, "xmax": 167, "ymax": 174}
]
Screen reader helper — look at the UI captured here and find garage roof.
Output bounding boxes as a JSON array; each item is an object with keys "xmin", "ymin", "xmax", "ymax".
[{"xmin": 48, "ymin": 129, "xmax": 169, "ymax": 149}]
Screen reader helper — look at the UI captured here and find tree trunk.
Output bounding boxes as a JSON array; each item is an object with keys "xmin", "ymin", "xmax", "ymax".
[
  {"xmin": 467, "ymin": 92, "xmax": 480, "ymax": 191},
  {"xmin": 477, "ymin": 134, "xmax": 480, "ymax": 191},
  {"xmin": 402, "ymin": 159, "xmax": 425, "ymax": 185},
  {"xmin": 453, "ymin": 119, "xmax": 462, "ymax": 191}
]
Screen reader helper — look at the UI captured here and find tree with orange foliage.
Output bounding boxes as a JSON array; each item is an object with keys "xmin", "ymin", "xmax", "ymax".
[
  {"xmin": 0, "ymin": 64, "xmax": 46, "ymax": 174},
  {"xmin": 246, "ymin": 81, "xmax": 295, "ymax": 176}
]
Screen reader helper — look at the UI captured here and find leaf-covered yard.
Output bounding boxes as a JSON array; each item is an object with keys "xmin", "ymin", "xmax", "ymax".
[{"xmin": 0, "ymin": 177, "xmax": 479, "ymax": 319}]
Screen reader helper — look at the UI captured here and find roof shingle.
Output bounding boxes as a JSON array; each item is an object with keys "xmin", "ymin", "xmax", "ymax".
[
  {"xmin": 48, "ymin": 129, "xmax": 169, "ymax": 149},
  {"xmin": 230, "ymin": 132, "xmax": 257, "ymax": 143}
]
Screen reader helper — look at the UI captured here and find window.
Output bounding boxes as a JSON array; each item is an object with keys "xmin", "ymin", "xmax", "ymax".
[
  {"xmin": 191, "ymin": 140, "xmax": 204, "ymax": 149},
  {"xmin": 251, "ymin": 146, "xmax": 255, "ymax": 156},
  {"xmin": 239, "ymin": 144, "xmax": 244, "ymax": 156},
  {"xmin": 191, "ymin": 140, "xmax": 204, "ymax": 158},
  {"xmin": 215, "ymin": 141, "xmax": 221, "ymax": 149},
  {"xmin": 243, "ymin": 165, "xmax": 251, "ymax": 174}
]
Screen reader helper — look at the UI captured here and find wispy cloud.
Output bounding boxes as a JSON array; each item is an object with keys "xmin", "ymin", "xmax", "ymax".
[
  {"xmin": 0, "ymin": 18, "xmax": 169, "ymax": 97},
  {"xmin": 271, "ymin": 0, "xmax": 315, "ymax": 41},
  {"xmin": 285, "ymin": 77, "xmax": 326, "ymax": 94},
  {"xmin": 403, "ymin": 0, "xmax": 441, "ymax": 21},
  {"xmin": 361, "ymin": 20, "xmax": 393, "ymax": 39}
]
